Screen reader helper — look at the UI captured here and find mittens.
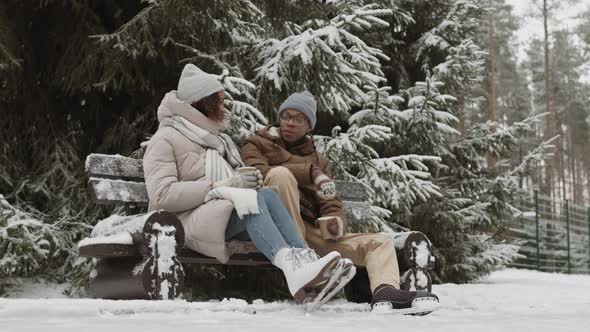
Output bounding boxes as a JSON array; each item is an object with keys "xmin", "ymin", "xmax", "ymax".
[
  {"xmin": 312, "ymin": 166, "xmax": 336, "ymax": 200},
  {"xmin": 213, "ymin": 170, "xmax": 262, "ymax": 189}
]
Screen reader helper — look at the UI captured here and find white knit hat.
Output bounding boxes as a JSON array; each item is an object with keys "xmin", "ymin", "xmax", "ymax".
[{"xmin": 177, "ymin": 64, "xmax": 224, "ymax": 103}]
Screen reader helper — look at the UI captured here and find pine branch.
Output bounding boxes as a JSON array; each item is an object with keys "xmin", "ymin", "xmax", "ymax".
[{"xmin": 0, "ymin": 41, "xmax": 21, "ymax": 71}]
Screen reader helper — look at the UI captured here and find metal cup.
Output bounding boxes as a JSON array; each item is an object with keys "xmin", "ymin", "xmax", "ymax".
[{"xmin": 237, "ymin": 166, "xmax": 263, "ymax": 189}]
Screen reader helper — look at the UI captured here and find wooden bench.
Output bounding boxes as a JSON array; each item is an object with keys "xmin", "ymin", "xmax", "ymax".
[{"xmin": 78, "ymin": 153, "xmax": 435, "ymax": 302}]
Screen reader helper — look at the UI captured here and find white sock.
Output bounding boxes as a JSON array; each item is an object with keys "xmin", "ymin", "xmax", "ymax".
[{"xmin": 272, "ymin": 247, "xmax": 291, "ymax": 270}]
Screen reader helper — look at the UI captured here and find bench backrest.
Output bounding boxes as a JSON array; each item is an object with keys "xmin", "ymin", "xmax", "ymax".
[
  {"xmin": 86, "ymin": 153, "xmax": 369, "ymax": 205},
  {"xmin": 85, "ymin": 154, "xmax": 372, "ymax": 224}
]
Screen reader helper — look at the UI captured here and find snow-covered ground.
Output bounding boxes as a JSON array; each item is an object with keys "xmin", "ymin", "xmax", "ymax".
[{"xmin": 1, "ymin": 269, "xmax": 589, "ymax": 332}]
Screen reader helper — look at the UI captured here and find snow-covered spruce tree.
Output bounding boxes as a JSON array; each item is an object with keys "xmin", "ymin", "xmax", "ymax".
[
  {"xmin": 396, "ymin": 2, "xmax": 543, "ymax": 282},
  {"xmin": 375, "ymin": 67, "xmax": 545, "ymax": 283},
  {"xmin": 0, "ymin": 133, "xmax": 105, "ymax": 296},
  {"xmin": 0, "ymin": 6, "xmax": 20, "ymax": 103},
  {"xmin": 402, "ymin": 44, "xmax": 551, "ymax": 282},
  {"xmin": 84, "ymin": 0, "xmax": 267, "ymax": 140},
  {"xmin": 314, "ymin": 88, "xmax": 444, "ymax": 231},
  {"xmin": 253, "ymin": 2, "xmax": 391, "ymax": 115},
  {"xmin": 334, "ymin": 0, "xmax": 551, "ymax": 282},
  {"xmin": 0, "ymin": 195, "xmax": 64, "ymax": 293},
  {"xmin": 411, "ymin": 111, "xmax": 555, "ymax": 282},
  {"xmin": 252, "ymin": 0, "xmax": 536, "ymax": 283},
  {"xmin": 252, "ymin": 2, "xmax": 445, "ymax": 232}
]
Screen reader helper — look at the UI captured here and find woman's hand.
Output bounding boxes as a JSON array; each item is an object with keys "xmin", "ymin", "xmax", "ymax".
[{"xmin": 213, "ymin": 171, "xmax": 260, "ymax": 189}]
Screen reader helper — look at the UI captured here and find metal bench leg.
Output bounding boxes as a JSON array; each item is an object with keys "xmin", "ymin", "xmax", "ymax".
[
  {"xmin": 90, "ymin": 211, "xmax": 185, "ymax": 300},
  {"xmin": 400, "ymin": 267, "xmax": 432, "ymax": 293},
  {"xmin": 143, "ymin": 211, "xmax": 185, "ymax": 300}
]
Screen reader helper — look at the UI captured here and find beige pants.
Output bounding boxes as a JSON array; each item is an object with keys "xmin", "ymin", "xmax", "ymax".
[{"xmin": 264, "ymin": 167, "xmax": 400, "ymax": 291}]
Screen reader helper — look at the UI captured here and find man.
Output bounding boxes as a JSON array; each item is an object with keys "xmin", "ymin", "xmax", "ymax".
[{"xmin": 240, "ymin": 91, "xmax": 439, "ymax": 313}]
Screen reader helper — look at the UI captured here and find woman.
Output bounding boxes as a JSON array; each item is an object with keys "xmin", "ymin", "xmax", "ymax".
[{"xmin": 143, "ymin": 64, "xmax": 345, "ymax": 303}]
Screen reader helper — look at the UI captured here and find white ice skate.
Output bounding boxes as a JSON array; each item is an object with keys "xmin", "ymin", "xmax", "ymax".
[
  {"xmin": 274, "ymin": 248, "xmax": 343, "ymax": 304},
  {"xmin": 305, "ymin": 258, "xmax": 356, "ymax": 313}
]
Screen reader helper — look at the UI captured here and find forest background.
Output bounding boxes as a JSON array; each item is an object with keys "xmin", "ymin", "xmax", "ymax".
[{"xmin": 1, "ymin": 0, "xmax": 589, "ymax": 298}]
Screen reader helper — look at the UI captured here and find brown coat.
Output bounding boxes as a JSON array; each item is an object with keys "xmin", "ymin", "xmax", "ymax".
[{"xmin": 240, "ymin": 125, "xmax": 346, "ymax": 230}]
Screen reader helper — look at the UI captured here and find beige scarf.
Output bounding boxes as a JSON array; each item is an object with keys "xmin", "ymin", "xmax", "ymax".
[{"xmin": 159, "ymin": 115, "xmax": 244, "ymax": 182}]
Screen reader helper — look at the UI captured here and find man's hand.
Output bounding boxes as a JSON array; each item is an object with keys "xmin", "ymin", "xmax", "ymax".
[{"xmin": 311, "ymin": 166, "xmax": 336, "ymax": 200}]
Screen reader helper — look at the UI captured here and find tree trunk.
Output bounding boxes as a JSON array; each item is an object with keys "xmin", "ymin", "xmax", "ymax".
[
  {"xmin": 558, "ymin": 125, "xmax": 566, "ymax": 201},
  {"xmin": 542, "ymin": 0, "xmax": 556, "ymax": 199},
  {"xmin": 575, "ymin": 157, "xmax": 584, "ymax": 205},
  {"xmin": 569, "ymin": 129, "xmax": 576, "ymax": 203},
  {"xmin": 458, "ymin": 95, "xmax": 466, "ymax": 135},
  {"xmin": 487, "ymin": 0, "xmax": 497, "ymax": 169}
]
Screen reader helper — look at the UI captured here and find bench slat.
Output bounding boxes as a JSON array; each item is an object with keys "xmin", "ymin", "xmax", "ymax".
[
  {"xmin": 178, "ymin": 249, "xmax": 271, "ymax": 266},
  {"xmin": 89, "ymin": 177, "xmax": 368, "ymax": 204},
  {"xmin": 79, "ymin": 243, "xmax": 271, "ymax": 266},
  {"xmin": 86, "ymin": 154, "xmax": 144, "ymax": 181},
  {"xmin": 335, "ymin": 181, "xmax": 369, "ymax": 202},
  {"xmin": 88, "ymin": 178, "xmax": 148, "ymax": 205},
  {"xmin": 79, "ymin": 243, "xmax": 139, "ymax": 258},
  {"xmin": 91, "ymin": 213, "xmax": 153, "ymax": 238},
  {"xmin": 342, "ymin": 200, "xmax": 372, "ymax": 224}
]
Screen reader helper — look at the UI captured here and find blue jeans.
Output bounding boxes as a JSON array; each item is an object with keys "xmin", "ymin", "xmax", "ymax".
[{"xmin": 225, "ymin": 189, "xmax": 305, "ymax": 260}]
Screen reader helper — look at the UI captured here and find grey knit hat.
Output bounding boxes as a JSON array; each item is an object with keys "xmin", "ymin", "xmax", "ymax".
[
  {"xmin": 277, "ymin": 91, "xmax": 317, "ymax": 129},
  {"xmin": 177, "ymin": 64, "xmax": 224, "ymax": 104}
]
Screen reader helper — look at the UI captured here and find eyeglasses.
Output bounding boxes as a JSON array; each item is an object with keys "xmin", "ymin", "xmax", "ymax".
[{"xmin": 280, "ymin": 113, "xmax": 307, "ymax": 126}]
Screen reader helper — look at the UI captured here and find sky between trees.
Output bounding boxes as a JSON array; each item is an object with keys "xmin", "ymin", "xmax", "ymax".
[{"xmin": 508, "ymin": 0, "xmax": 590, "ymax": 80}]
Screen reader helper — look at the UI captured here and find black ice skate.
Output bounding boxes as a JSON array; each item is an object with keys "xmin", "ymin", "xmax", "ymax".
[{"xmin": 370, "ymin": 284, "xmax": 440, "ymax": 316}]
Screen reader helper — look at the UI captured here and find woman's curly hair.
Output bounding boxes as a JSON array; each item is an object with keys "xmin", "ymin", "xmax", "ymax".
[{"xmin": 191, "ymin": 92, "xmax": 225, "ymax": 122}]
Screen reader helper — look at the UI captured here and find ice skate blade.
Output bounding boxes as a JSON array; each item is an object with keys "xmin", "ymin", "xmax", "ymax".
[
  {"xmin": 371, "ymin": 301, "xmax": 441, "ymax": 316},
  {"xmin": 305, "ymin": 261, "xmax": 356, "ymax": 313}
]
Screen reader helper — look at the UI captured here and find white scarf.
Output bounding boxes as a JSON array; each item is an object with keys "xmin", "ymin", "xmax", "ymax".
[{"xmin": 159, "ymin": 115, "xmax": 259, "ymax": 218}]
